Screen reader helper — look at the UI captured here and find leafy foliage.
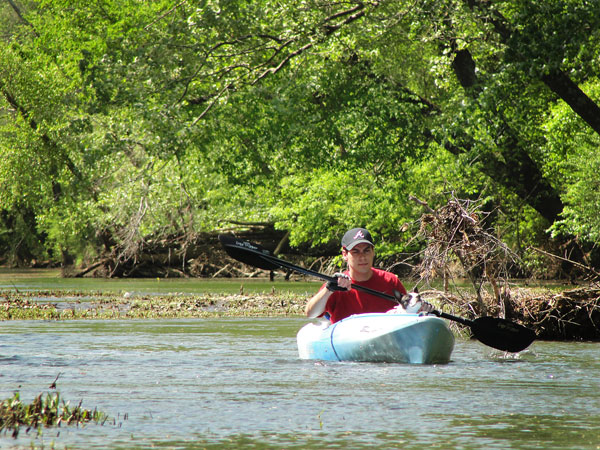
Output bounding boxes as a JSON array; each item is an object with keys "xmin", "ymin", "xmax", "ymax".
[
  {"xmin": 545, "ymin": 82, "xmax": 600, "ymax": 242},
  {"xmin": 0, "ymin": 0, "xmax": 599, "ymax": 272}
]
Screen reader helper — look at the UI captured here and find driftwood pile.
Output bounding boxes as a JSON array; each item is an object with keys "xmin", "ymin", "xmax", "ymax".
[
  {"xmin": 72, "ymin": 225, "xmax": 290, "ymax": 278},
  {"xmin": 422, "ymin": 285, "xmax": 600, "ymax": 341},
  {"xmin": 412, "ymin": 196, "xmax": 600, "ymax": 341},
  {"xmin": 413, "ymin": 196, "xmax": 518, "ymax": 317},
  {"xmin": 519, "ymin": 287, "xmax": 600, "ymax": 341}
]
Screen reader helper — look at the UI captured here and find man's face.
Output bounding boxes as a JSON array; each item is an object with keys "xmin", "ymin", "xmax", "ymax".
[{"xmin": 343, "ymin": 243, "xmax": 374, "ymax": 275}]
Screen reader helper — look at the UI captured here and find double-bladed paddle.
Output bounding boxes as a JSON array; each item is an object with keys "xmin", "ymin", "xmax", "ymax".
[{"xmin": 219, "ymin": 234, "xmax": 536, "ymax": 353}]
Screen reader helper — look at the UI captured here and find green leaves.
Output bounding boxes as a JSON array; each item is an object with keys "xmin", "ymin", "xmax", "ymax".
[
  {"xmin": 270, "ymin": 166, "xmax": 426, "ymax": 254},
  {"xmin": 1, "ymin": 0, "xmax": 600, "ymax": 268},
  {"xmin": 0, "ymin": 391, "xmax": 109, "ymax": 438}
]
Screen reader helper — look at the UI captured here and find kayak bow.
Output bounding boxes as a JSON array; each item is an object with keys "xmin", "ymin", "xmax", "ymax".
[{"xmin": 297, "ymin": 313, "xmax": 455, "ymax": 364}]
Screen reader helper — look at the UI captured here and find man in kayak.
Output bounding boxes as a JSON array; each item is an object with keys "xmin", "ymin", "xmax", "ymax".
[{"xmin": 305, "ymin": 227, "xmax": 433, "ymax": 323}]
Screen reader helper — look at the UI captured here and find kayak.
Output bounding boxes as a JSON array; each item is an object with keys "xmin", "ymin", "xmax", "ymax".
[{"xmin": 297, "ymin": 313, "xmax": 455, "ymax": 364}]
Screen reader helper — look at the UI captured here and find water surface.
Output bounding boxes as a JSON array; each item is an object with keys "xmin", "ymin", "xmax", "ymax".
[
  {"xmin": 0, "ymin": 318, "xmax": 598, "ymax": 449},
  {"xmin": 0, "ymin": 268, "xmax": 319, "ymax": 296}
]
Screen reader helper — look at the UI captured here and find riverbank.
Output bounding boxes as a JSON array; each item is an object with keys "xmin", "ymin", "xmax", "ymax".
[
  {"xmin": 0, "ymin": 289, "xmax": 307, "ymax": 320},
  {"xmin": 1, "ymin": 285, "xmax": 599, "ymax": 341}
]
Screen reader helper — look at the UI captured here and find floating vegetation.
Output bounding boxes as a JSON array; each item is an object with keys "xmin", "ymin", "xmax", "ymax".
[
  {"xmin": 0, "ymin": 391, "xmax": 109, "ymax": 438},
  {"xmin": 0, "ymin": 289, "xmax": 307, "ymax": 320},
  {"xmin": 2, "ymin": 286, "xmax": 599, "ymax": 341}
]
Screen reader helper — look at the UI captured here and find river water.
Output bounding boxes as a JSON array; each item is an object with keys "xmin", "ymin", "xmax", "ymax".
[{"xmin": 0, "ymin": 317, "xmax": 598, "ymax": 449}]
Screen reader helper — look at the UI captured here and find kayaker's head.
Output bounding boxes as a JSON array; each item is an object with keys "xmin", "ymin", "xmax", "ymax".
[
  {"xmin": 341, "ymin": 228, "xmax": 375, "ymax": 281},
  {"xmin": 341, "ymin": 228, "xmax": 374, "ymax": 251}
]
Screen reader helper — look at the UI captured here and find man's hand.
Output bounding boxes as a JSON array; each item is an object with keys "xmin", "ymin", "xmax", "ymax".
[
  {"xmin": 326, "ymin": 272, "xmax": 351, "ymax": 292},
  {"xmin": 417, "ymin": 300, "xmax": 435, "ymax": 314}
]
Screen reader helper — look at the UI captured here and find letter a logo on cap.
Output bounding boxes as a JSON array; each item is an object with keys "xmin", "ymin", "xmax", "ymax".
[{"xmin": 342, "ymin": 227, "xmax": 374, "ymax": 250}]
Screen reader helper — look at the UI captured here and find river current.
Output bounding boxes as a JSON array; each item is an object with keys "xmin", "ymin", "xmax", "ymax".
[{"xmin": 0, "ymin": 317, "xmax": 598, "ymax": 449}]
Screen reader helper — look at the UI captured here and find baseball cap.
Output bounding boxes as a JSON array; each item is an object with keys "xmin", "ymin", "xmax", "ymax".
[{"xmin": 341, "ymin": 228, "xmax": 374, "ymax": 250}]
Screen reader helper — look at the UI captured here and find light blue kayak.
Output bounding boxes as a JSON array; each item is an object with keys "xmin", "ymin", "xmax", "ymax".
[{"xmin": 297, "ymin": 313, "xmax": 455, "ymax": 364}]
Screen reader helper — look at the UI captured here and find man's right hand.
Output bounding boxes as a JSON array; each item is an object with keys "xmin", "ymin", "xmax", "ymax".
[{"xmin": 326, "ymin": 272, "xmax": 351, "ymax": 292}]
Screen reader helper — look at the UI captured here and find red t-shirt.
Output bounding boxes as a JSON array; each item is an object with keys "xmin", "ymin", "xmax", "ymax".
[{"xmin": 323, "ymin": 268, "xmax": 406, "ymax": 323}]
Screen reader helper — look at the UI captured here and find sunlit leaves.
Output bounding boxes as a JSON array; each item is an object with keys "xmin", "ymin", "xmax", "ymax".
[
  {"xmin": 1, "ymin": 0, "xmax": 600, "ymax": 267},
  {"xmin": 545, "ymin": 81, "xmax": 600, "ymax": 242}
]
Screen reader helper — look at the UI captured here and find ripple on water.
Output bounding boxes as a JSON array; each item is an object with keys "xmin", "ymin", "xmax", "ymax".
[{"xmin": 0, "ymin": 319, "xmax": 598, "ymax": 450}]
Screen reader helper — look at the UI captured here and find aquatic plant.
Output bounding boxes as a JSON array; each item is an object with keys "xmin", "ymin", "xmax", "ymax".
[
  {"xmin": 0, "ymin": 391, "xmax": 109, "ymax": 438},
  {"xmin": 0, "ymin": 289, "xmax": 307, "ymax": 320}
]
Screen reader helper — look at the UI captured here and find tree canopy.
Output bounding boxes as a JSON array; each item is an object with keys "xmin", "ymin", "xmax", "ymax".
[{"xmin": 1, "ymin": 0, "xmax": 599, "ymax": 275}]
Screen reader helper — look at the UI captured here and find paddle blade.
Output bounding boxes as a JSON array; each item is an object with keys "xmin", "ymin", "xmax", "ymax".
[
  {"xmin": 471, "ymin": 317, "xmax": 536, "ymax": 352},
  {"xmin": 218, "ymin": 234, "xmax": 282, "ymax": 271}
]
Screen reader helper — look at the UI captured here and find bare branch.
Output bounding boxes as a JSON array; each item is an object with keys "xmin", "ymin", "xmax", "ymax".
[
  {"xmin": 190, "ymin": 82, "xmax": 233, "ymax": 126},
  {"xmin": 144, "ymin": 0, "xmax": 188, "ymax": 31},
  {"xmin": 414, "ymin": 194, "xmax": 521, "ymax": 317},
  {"xmin": 6, "ymin": 0, "xmax": 38, "ymax": 36},
  {"xmin": 530, "ymin": 246, "xmax": 600, "ymax": 280}
]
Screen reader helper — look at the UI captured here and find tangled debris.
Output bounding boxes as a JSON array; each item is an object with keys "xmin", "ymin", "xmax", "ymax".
[
  {"xmin": 520, "ymin": 287, "xmax": 600, "ymax": 341},
  {"xmin": 413, "ymin": 196, "xmax": 519, "ymax": 317},
  {"xmin": 419, "ymin": 285, "xmax": 600, "ymax": 341},
  {"xmin": 406, "ymin": 196, "xmax": 600, "ymax": 340},
  {"xmin": 70, "ymin": 226, "xmax": 292, "ymax": 278}
]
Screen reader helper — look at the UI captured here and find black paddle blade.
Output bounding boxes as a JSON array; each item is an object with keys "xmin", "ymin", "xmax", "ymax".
[
  {"xmin": 218, "ymin": 234, "xmax": 282, "ymax": 271},
  {"xmin": 471, "ymin": 317, "xmax": 536, "ymax": 353}
]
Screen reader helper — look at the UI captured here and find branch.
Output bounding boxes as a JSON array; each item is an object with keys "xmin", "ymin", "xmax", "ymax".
[
  {"xmin": 6, "ymin": 0, "xmax": 39, "ymax": 36},
  {"xmin": 248, "ymin": 4, "xmax": 370, "ymax": 84},
  {"xmin": 190, "ymin": 82, "xmax": 233, "ymax": 126},
  {"xmin": 1, "ymin": 87, "xmax": 83, "ymax": 181},
  {"xmin": 253, "ymin": 42, "xmax": 313, "ymax": 84},
  {"xmin": 529, "ymin": 246, "xmax": 600, "ymax": 280},
  {"xmin": 144, "ymin": 0, "xmax": 188, "ymax": 30},
  {"xmin": 463, "ymin": 0, "xmax": 600, "ymax": 137},
  {"xmin": 409, "ymin": 194, "xmax": 435, "ymax": 214},
  {"xmin": 320, "ymin": 3, "xmax": 368, "ymax": 35},
  {"xmin": 541, "ymin": 71, "xmax": 600, "ymax": 135}
]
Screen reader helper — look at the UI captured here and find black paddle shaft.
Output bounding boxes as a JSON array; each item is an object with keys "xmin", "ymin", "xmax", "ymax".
[
  {"xmin": 218, "ymin": 234, "xmax": 398, "ymax": 299},
  {"xmin": 218, "ymin": 234, "xmax": 537, "ymax": 352}
]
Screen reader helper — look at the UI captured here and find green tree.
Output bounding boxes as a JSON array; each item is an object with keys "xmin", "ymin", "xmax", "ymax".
[{"xmin": 0, "ymin": 0, "xmax": 599, "ymax": 272}]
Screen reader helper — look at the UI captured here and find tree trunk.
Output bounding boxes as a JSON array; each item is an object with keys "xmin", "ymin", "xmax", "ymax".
[
  {"xmin": 449, "ymin": 48, "xmax": 564, "ymax": 224},
  {"xmin": 464, "ymin": 0, "xmax": 600, "ymax": 137},
  {"xmin": 541, "ymin": 71, "xmax": 600, "ymax": 136}
]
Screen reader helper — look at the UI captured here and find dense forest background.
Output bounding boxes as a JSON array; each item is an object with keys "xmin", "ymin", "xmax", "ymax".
[{"xmin": 1, "ymin": 0, "xmax": 599, "ymax": 278}]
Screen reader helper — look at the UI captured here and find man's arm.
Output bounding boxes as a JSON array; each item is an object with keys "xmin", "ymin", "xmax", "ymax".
[
  {"xmin": 305, "ymin": 286, "xmax": 331, "ymax": 318},
  {"xmin": 305, "ymin": 275, "xmax": 351, "ymax": 318}
]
